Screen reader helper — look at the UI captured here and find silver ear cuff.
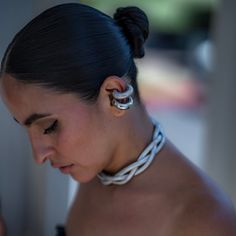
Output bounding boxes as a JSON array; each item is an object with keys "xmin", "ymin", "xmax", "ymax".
[{"xmin": 111, "ymin": 84, "xmax": 134, "ymax": 110}]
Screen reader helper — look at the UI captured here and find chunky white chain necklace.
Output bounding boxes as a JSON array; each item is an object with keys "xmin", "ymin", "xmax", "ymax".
[{"xmin": 97, "ymin": 120, "xmax": 166, "ymax": 185}]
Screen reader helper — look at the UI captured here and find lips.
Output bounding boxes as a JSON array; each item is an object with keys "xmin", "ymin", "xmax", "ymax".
[
  {"xmin": 59, "ymin": 164, "xmax": 74, "ymax": 174},
  {"xmin": 51, "ymin": 163, "xmax": 74, "ymax": 174}
]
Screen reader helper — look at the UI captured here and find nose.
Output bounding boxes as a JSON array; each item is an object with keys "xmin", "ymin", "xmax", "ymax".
[
  {"xmin": 29, "ymin": 135, "xmax": 55, "ymax": 165},
  {"xmin": 32, "ymin": 146, "xmax": 55, "ymax": 165}
]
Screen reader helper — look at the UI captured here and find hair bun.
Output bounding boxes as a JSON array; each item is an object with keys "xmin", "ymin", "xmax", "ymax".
[{"xmin": 113, "ymin": 6, "xmax": 149, "ymax": 58}]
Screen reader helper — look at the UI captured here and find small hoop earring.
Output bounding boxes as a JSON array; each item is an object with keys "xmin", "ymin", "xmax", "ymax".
[{"xmin": 111, "ymin": 84, "xmax": 134, "ymax": 110}]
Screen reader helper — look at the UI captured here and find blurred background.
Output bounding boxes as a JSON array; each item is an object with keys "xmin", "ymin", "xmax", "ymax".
[{"xmin": 0, "ymin": 0, "xmax": 235, "ymax": 235}]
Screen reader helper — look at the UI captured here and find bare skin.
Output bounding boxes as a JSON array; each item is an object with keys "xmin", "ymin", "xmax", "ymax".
[
  {"xmin": 1, "ymin": 74, "xmax": 236, "ymax": 236},
  {"xmin": 66, "ymin": 142, "xmax": 236, "ymax": 236}
]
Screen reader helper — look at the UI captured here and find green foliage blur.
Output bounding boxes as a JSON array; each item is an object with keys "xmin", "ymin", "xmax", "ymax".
[{"xmin": 80, "ymin": 0, "xmax": 218, "ymax": 33}]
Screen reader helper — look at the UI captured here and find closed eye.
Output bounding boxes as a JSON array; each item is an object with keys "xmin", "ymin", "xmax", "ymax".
[{"xmin": 43, "ymin": 120, "xmax": 58, "ymax": 135}]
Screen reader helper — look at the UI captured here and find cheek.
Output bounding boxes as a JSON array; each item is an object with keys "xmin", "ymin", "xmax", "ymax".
[
  {"xmin": 54, "ymin": 103, "xmax": 113, "ymax": 171},
  {"xmin": 56, "ymin": 120, "xmax": 111, "ymax": 169},
  {"xmin": 55, "ymin": 118, "xmax": 96, "ymax": 161}
]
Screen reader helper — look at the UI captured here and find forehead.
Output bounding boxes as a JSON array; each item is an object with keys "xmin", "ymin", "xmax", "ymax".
[
  {"xmin": 2, "ymin": 75, "xmax": 32, "ymax": 96},
  {"xmin": 1, "ymin": 74, "xmax": 56, "ymax": 107},
  {"xmin": 0, "ymin": 74, "xmax": 87, "ymax": 123}
]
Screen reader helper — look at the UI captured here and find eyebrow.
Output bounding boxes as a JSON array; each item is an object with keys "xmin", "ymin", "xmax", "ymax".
[{"xmin": 14, "ymin": 113, "xmax": 52, "ymax": 127}]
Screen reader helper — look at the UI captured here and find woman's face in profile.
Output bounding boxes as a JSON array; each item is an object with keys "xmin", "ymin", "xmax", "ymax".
[{"xmin": 0, "ymin": 74, "xmax": 114, "ymax": 182}]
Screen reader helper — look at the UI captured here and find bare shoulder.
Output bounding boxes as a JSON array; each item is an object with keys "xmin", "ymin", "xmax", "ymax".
[
  {"xmin": 172, "ymin": 191, "xmax": 236, "ymax": 236},
  {"xmin": 158, "ymin": 142, "xmax": 236, "ymax": 236}
]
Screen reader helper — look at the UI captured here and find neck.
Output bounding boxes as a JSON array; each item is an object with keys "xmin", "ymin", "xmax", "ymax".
[{"xmin": 103, "ymin": 105, "xmax": 154, "ymax": 175}]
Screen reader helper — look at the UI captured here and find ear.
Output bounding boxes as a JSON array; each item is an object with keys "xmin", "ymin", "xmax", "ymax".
[{"xmin": 97, "ymin": 76, "xmax": 127, "ymax": 117}]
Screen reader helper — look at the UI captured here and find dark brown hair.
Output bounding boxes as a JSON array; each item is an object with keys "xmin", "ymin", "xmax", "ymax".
[{"xmin": 1, "ymin": 3, "xmax": 149, "ymax": 102}]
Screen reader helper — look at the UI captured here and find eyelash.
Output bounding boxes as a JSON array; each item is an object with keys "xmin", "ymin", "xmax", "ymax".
[{"xmin": 43, "ymin": 120, "xmax": 58, "ymax": 135}]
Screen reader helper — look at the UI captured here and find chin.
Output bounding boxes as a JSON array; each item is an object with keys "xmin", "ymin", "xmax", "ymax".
[{"xmin": 70, "ymin": 172, "xmax": 97, "ymax": 184}]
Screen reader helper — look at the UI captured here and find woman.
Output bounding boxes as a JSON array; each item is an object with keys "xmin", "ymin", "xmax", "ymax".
[{"xmin": 0, "ymin": 3, "xmax": 236, "ymax": 236}]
